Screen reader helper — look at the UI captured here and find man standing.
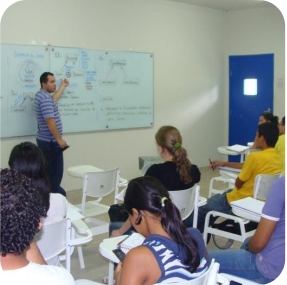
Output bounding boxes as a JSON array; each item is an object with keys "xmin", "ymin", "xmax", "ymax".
[{"xmin": 34, "ymin": 72, "xmax": 69, "ymax": 196}]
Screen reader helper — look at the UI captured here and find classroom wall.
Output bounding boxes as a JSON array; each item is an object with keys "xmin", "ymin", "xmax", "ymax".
[
  {"xmin": 0, "ymin": 0, "xmax": 284, "ymax": 191},
  {"xmin": 222, "ymin": 5, "xmax": 285, "ymax": 144}
]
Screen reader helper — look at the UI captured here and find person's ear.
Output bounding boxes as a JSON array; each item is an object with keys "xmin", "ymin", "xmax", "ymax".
[
  {"xmin": 38, "ymin": 220, "xmax": 43, "ymax": 230},
  {"xmin": 132, "ymin": 208, "xmax": 139, "ymax": 217}
]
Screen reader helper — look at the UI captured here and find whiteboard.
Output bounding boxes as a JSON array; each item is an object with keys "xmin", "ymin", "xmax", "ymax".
[{"xmin": 0, "ymin": 44, "xmax": 154, "ymax": 138}]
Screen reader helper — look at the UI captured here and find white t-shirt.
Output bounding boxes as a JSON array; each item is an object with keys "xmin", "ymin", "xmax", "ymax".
[
  {"xmin": 0, "ymin": 262, "xmax": 75, "ymax": 285},
  {"xmin": 44, "ymin": 193, "xmax": 68, "ymax": 224}
]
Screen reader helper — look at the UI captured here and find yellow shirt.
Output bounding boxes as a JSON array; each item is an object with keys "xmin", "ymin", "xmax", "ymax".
[
  {"xmin": 226, "ymin": 148, "xmax": 283, "ymax": 204},
  {"xmin": 275, "ymin": 134, "xmax": 285, "ymax": 174}
]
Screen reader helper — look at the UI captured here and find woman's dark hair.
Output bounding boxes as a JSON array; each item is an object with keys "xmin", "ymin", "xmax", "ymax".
[
  {"xmin": 1, "ymin": 168, "xmax": 48, "ymax": 256},
  {"xmin": 8, "ymin": 141, "xmax": 50, "ymax": 213},
  {"xmin": 124, "ymin": 176, "xmax": 200, "ymax": 272},
  {"xmin": 260, "ymin": 112, "xmax": 279, "ymax": 125},
  {"xmin": 155, "ymin": 126, "xmax": 192, "ymax": 184}
]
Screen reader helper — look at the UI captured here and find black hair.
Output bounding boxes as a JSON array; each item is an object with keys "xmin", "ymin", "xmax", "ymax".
[
  {"xmin": 124, "ymin": 176, "xmax": 200, "ymax": 273},
  {"xmin": 257, "ymin": 122, "xmax": 279, "ymax": 147},
  {"xmin": 281, "ymin": 116, "xmax": 285, "ymax": 126},
  {"xmin": 1, "ymin": 168, "xmax": 48, "ymax": 256},
  {"xmin": 155, "ymin": 126, "xmax": 192, "ymax": 184},
  {"xmin": 8, "ymin": 141, "xmax": 50, "ymax": 214},
  {"xmin": 40, "ymin": 72, "xmax": 54, "ymax": 87},
  {"xmin": 260, "ymin": 112, "xmax": 279, "ymax": 125}
]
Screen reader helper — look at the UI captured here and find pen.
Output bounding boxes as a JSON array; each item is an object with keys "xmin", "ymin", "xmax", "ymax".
[
  {"xmin": 209, "ymin": 158, "xmax": 214, "ymax": 171},
  {"xmin": 117, "ymin": 235, "xmax": 130, "ymax": 246}
]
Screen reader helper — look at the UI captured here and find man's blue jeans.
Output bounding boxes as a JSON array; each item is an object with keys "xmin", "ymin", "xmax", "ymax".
[
  {"xmin": 109, "ymin": 222, "xmax": 135, "ymax": 236},
  {"xmin": 37, "ymin": 139, "xmax": 66, "ymax": 196},
  {"xmin": 209, "ymin": 238, "xmax": 273, "ymax": 284},
  {"xmin": 184, "ymin": 190, "xmax": 233, "ymax": 233}
]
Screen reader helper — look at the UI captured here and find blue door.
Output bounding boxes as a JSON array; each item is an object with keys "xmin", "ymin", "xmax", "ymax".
[{"xmin": 229, "ymin": 54, "xmax": 274, "ymax": 162}]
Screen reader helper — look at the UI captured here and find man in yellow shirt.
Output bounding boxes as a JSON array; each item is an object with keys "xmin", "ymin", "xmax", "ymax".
[
  {"xmin": 188, "ymin": 122, "xmax": 283, "ymax": 232},
  {"xmin": 275, "ymin": 116, "xmax": 285, "ymax": 174}
]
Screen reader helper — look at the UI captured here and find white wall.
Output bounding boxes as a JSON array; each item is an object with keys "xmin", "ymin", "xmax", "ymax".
[
  {"xmin": 222, "ymin": 5, "xmax": 285, "ymax": 144},
  {"xmin": 0, "ymin": 0, "xmax": 284, "ymax": 191}
]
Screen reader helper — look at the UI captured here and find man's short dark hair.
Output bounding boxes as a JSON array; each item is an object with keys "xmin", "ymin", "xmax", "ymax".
[
  {"xmin": 281, "ymin": 116, "xmax": 285, "ymax": 126},
  {"xmin": 257, "ymin": 122, "xmax": 279, "ymax": 147},
  {"xmin": 40, "ymin": 72, "xmax": 54, "ymax": 87},
  {"xmin": 0, "ymin": 168, "xmax": 47, "ymax": 256}
]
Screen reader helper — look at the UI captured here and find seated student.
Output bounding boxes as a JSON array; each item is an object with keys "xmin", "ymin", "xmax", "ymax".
[
  {"xmin": 8, "ymin": 141, "xmax": 68, "ymax": 265},
  {"xmin": 115, "ymin": 176, "xmax": 209, "ymax": 285},
  {"xmin": 251, "ymin": 111, "xmax": 279, "ymax": 149},
  {"xmin": 0, "ymin": 168, "xmax": 74, "ymax": 285},
  {"xmin": 187, "ymin": 122, "xmax": 283, "ymax": 232},
  {"xmin": 208, "ymin": 176, "xmax": 285, "ymax": 284},
  {"xmin": 275, "ymin": 116, "xmax": 285, "ymax": 174},
  {"xmin": 110, "ymin": 125, "xmax": 201, "ymax": 237}
]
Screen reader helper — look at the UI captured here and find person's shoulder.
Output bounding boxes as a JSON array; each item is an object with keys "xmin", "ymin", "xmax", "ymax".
[
  {"xmin": 34, "ymin": 265, "xmax": 75, "ymax": 285},
  {"xmin": 270, "ymin": 176, "xmax": 285, "ymax": 195},
  {"xmin": 190, "ymin": 163, "xmax": 200, "ymax": 171},
  {"xmin": 50, "ymin": 193, "xmax": 68, "ymax": 204},
  {"xmin": 28, "ymin": 263, "xmax": 75, "ymax": 285}
]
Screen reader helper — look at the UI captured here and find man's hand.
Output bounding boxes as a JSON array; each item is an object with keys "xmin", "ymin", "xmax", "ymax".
[
  {"xmin": 57, "ymin": 137, "xmax": 68, "ymax": 148},
  {"xmin": 115, "ymin": 261, "xmax": 123, "ymax": 285},
  {"xmin": 61, "ymin": 78, "xmax": 69, "ymax": 87},
  {"xmin": 211, "ymin": 160, "xmax": 226, "ymax": 169},
  {"xmin": 110, "ymin": 229, "xmax": 123, "ymax": 238}
]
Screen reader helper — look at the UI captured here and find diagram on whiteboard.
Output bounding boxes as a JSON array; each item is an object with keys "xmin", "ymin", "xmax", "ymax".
[
  {"xmin": 1, "ymin": 45, "xmax": 49, "ymax": 138},
  {"xmin": 1, "ymin": 44, "xmax": 153, "ymax": 138},
  {"xmin": 100, "ymin": 58, "xmax": 139, "ymax": 86}
]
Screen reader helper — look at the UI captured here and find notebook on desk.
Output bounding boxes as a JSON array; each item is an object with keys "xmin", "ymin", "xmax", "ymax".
[
  {"xmin": 227, "ymin": 144, "xmax": 250, "ymax": 153},
  {"xmin": 218, "ymin": 166, "xmax": 241, "ymax": 173},
  {"xmin": 230, "ymin": 197, "xmax": 264, "ymax": 217},
  {"xmin": 120, "ymin": 232, "xmax": 145, "ymax": 254}
]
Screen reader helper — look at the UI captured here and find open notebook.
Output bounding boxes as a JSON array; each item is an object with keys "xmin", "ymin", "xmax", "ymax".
[
  {"xmin": 230, "ymin": 197, "xmax": 264, "ymax": 217},
  {"xmin": 120, "ymin": 233, "xmax": 145, "ymax": 254}
]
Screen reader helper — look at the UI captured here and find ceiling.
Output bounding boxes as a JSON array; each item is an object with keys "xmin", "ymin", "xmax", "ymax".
[{"xmin": 166, "ymin": 0, "xmax": 273, "ymax": 11}]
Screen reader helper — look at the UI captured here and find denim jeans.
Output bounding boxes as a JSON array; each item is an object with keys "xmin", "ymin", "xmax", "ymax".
[
  {"xmin": 209, "ymin": 238, "xmax": 273, "ymax": 284},
  {"xmin": 109, "ymin": 221, "xmax": 135, "ymax": 236},
  {"xmin": 184, "ymin": 190, "xmax": 233, "ymax": 233},
  {"xmin": 37, "ymin": 139, "xmax": 66, "ymax": 197}
]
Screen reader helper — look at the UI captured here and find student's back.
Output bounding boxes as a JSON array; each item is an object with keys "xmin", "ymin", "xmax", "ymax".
[
  {"xmin": 145, "ymin": 161, "xmax": 200, "ymax": 190},
  {"xmin": 0, "ymin": 262, "xmax": 74, "ymax": 285},
  {"xmin": 145, "ymin": 125, "xmax": 201, "ymax": 190}
]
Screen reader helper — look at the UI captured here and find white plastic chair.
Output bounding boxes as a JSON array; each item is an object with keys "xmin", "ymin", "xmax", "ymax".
[
  {"xmin": 36, "ymin": 218, "xmax": 93, "ymax": 272},
  {"xmin": 253, "ymin": 172, "xmax": 282, "ymax": 200},
  {"xmin": 168, "ymin": 185, "xmax": 200, "ymax": 228},
  {"xmin": 203, "ymin": 172, "xmax": 282, "ymax": 248},
  {"xmin": 73, "ymin": 168, "xmax": 120, "ymax": 236}
]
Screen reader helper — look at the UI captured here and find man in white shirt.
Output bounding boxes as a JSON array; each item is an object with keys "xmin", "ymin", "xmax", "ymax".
[{"xmin": 0, "ymin": 168, "xmax": 75, "ymax": 285}]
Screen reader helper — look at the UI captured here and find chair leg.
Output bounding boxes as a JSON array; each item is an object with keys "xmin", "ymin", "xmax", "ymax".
[{"xmin": 77, "ymin": 245, "xmax": 85, "ymax": 269}]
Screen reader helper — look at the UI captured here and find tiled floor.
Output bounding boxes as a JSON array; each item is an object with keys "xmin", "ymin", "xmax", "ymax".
[{"xmin": 66, "ymin": 166, "xmax": 241, "ymax": 282}]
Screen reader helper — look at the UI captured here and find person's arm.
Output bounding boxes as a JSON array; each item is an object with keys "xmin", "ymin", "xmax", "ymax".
[
  {"xmin": 45, "ymin": 118, "xmax": 67, "ymax": 148},
  {"xmin": 115, "ymin": 246, "xmax": 159, "ymax": 285},
  {"xmin": 52, "ymin": 78, "xmax": 69, "ymax": 102},
  {"xmin": 212, "ymin": 160, "xmax": 243, "ymax": 169},
  {"xmin": 235, "ymin": 177, "xmax": 245, "ymax": 189},
  {"xmin": 25, "ymin": 240, "xmax": 47, "ymax": 265},
  {"xmin": 246, "ymin": 217, "xmax": 277, "ymax": 253},
  {"xmin": 110, "ymin": 219, "xmax": 132, "ymax": 237}
]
